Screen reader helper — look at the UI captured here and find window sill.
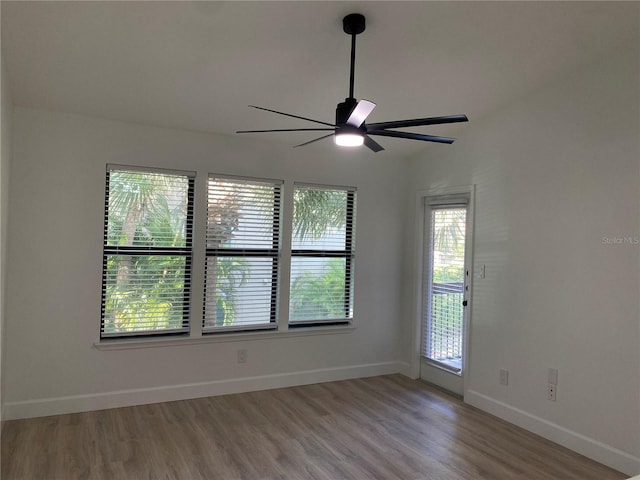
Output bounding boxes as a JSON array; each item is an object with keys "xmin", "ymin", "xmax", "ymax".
[{"xmin": 94, "ymin": 325, "xmax": 356, "ymax": 351}]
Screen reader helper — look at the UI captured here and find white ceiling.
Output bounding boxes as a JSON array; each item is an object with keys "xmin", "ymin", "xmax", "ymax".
[{"xmin": 1, "ymin": 1, "xmax": 637, "ymax": 158}]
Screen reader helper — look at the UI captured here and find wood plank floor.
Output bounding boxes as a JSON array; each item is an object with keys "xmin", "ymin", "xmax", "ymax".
[{"xmin": 1, "ymin": 375, "xmax": 626, "ymax": 480}]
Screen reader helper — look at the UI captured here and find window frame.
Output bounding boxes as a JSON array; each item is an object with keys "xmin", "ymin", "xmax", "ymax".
[
  {"xmin": 100, "ymin": 164, "xmax": 195, "ymax": 339},
  {"xmin": 97, "ymin": 169, "xmax": 358, "ymax": 345},
  {"xmin": 289, "ymin": 182, "xmax": 357, "ymax": 328},
  {"xmin": 202, "ymin": 174, "xmax": 283, "ymax": 334}
]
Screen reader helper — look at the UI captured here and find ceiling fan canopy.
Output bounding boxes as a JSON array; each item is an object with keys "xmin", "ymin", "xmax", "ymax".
[{"xmin": 237, "ymin": 13, "xmax": 468, "ymax": 152}]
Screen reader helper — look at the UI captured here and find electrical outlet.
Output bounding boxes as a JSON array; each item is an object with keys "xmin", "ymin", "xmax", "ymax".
[
  {"xmin": 499, "ymin": 369, "xmax": 509, "ymax": 386},
  {"xmin": 548, "ymin": 368, "xmax": 558, "ymax": 386},
  {"xmin": 237, "ymin": 349, "xmax": 247, "ymax": 364},
  {"xmin": 547, "ymin": 384, "xmax": 556, "ymax": 401}
]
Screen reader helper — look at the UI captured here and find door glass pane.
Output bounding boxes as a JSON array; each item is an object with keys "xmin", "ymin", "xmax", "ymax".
[{"xmin": 425, "ymin": 207, "xmax": 466, "ymax": 373}]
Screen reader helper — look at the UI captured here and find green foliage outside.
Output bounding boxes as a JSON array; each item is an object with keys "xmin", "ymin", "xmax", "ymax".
[
  {"xmin": 292, "ymin": 188, "xmax": 347, "ymax": 242},
  {"xmin": 212, "ymin": 257, "xmax": 250, "ymax": 327},
  {"xmin": 104, "ymin": 174, "xmax": 354, "ymax": 332},
  {"xmin": 290, "ymin": 258, "xmax": 346, "ymax": 320},
  {"xmin": 433, "ymin": 265, "xmax": 463, "ymax": 283},
  {"xmin": 290, "ymin": 188, "xmax": 351, "ymax": 321}
]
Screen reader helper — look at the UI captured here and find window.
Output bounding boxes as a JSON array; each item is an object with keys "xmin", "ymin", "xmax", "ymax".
[
  {"xmin": 203, "ymin": 176, "xmax": 282, "ymax": 332},
  {"xmin": 99, "ymin": 169, "xmax": 356, "ymax": 342},
  {"xmin": 100, "ymin": 166, "xmax": 194, "ymax": 338},
  {"xmin": 289, "ymin": 184, "xmax": 356, "ymax": 326}
]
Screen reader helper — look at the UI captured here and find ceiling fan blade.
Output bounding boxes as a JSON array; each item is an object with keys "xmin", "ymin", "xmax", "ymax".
[
  {"xmin": 294, "ymin": 133, "xmax": 335, "ymax": 148},
  {"xmin": 366, "ymin": 114, "xmax": 468, "ymax": 131},
  {"xmin": 346, "ymin": 99, "xmax": 376, "ymax": 127},
  {"xmin": 367, "ymin": 130, "xmax": 456, "ymax": 144},
  {"xmin": 249, "ymin": 105, "xmax": 335, "ymax": 127},
  {"xmin": 237, "ymin": 128, "xmax": 334, "ymax": 133},
  {"xmin": 364, "ymin": 135, "xmax": 384, "ymax": 152}
]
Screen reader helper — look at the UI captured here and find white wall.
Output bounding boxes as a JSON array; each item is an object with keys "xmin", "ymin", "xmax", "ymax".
[
  {"xmin": 1, "ymin": 52, "xmax": 13, "ymax": 427},
  {"xmin": 404, "ymin": 41, "xmax": 640, "ymax": 475},
  {"xmin": 4, "ymin": 108, "xmax": 409, "ymax": 417}
]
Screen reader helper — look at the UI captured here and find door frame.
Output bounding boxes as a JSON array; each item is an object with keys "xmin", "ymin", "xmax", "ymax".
[{"xmin": 410, "ymin": 185, "xmax": 475, "ymax": 397}]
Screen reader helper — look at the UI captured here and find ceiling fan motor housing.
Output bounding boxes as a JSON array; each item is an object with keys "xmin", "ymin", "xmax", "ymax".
[{"xmin": 336, "ymin": 97, "xmax": 359, "ymax": 126}]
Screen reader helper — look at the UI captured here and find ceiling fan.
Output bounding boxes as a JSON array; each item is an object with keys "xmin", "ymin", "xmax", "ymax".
[{"xmin": 237, "ymin": 13, "xmax": 468, "ymax": 152}]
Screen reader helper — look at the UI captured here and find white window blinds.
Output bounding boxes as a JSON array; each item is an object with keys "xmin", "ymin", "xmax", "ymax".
[
  {"xmin": 203, "ymin": 176, "xmax": 282, "ymax": 332},
  {"xmin": 289, "ymin": 184, "xmax": 356, "ymax": 325},
  {"xmin": 101, "ymin": 166, "xmax": 195, "ymax": 338}
]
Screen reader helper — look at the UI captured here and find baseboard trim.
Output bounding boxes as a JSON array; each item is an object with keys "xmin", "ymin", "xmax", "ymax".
[
  {"xmin": 4, "ymin": 361, "xmax": 402, "ymax": 421},
  {"xmin": 397, "ymin": 361, "xmax": 414, "ymax": 378},
  {"xmin": 465, "ymin": 389, "xmax": 640, "ymax": 477}
]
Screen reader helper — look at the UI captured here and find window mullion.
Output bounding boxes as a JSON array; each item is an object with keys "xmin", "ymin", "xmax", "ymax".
[
  {"xmin": 278, "ymin": 181, "xmax": 294, "ymax": 332},
  {"xmin": 188, "ymin": 173, "xmax": 209, "ymax": 338}
]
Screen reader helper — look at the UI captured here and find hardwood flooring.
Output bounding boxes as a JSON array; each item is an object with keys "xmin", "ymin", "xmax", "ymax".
[{"xmin": 1, "ymin": 374, "xmax": 626, "ymax": 479}]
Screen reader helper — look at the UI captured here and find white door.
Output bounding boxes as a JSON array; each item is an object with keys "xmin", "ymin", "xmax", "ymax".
[{"xmin": 419, "ymin": 195, "xmax": 471, "ymax": 397}]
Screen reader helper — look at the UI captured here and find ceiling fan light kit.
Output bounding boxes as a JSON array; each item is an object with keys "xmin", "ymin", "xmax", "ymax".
[
  {"xmin": 335, "ymin": 132, "xmax": 364, "ymax": 147},
  {"xmin": 237, "ymin": 13, "xmax": 468, "ymax": 152}
]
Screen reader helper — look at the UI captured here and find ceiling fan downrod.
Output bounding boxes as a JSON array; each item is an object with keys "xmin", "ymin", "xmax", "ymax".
[{"xmin": 343, "ymin": 13, "xmax": 365, "ymax": 100}]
